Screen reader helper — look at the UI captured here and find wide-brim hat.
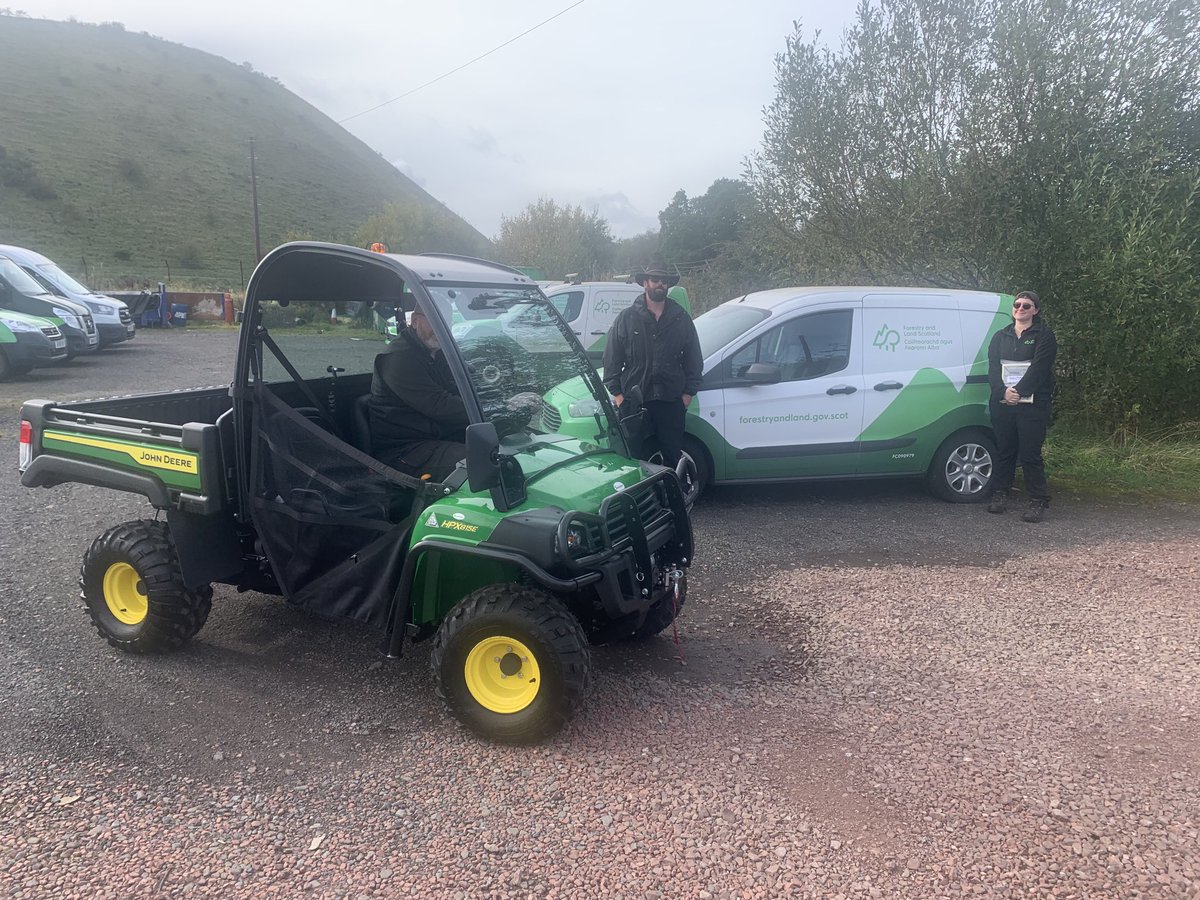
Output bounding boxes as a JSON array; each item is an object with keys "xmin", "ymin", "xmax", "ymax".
[{"xmin": 633, "ymin": 261, "xmax": 680, "ymax": 287}]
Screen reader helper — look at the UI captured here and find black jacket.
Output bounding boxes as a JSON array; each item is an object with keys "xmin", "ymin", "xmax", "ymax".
[
  {"xmin": 369, "ymin": 329, "xmax": 469, "ymax": 457},
  {"xmin": 987, "ymin": 321, "xmax": 1057, "ymax": 409},
  {"xmin": 602, "ymin": 296, "xmax": 703, "ymax": 402}
]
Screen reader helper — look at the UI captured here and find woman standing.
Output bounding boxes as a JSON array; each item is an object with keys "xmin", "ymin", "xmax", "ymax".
[{"xmin": 986, "ymin": 290, "xmax": 1058, "ymax": 522}]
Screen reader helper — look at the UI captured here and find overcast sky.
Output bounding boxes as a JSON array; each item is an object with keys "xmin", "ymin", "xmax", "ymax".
[{"xmin": 17, "ymin": 1, "xmax": 858, "ymax": 239}]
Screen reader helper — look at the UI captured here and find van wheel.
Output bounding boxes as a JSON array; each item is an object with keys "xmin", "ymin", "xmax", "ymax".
[
  {"xmin": 432, "ymin": 584, "xmax": 592, "ymax": 744},
  {"xmin": 680, "ymin": 437, "xmax": 711, "ymax": 505},
  {"xmin": 927, "ymin": 430, "xmax": 995, "ymax": 503},
  {"xmin": 79, "ymin": 520, "xmax": 213, "ymax": 653}
]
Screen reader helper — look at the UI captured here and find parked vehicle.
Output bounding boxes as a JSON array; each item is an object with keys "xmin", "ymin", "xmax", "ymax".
[
  {"xmin": 0, "ymin": 308, "xmax": 68, "ymax": 379},
  {"xmin": 19, "ymin": 243, "xmax": 693, "ymax": 744},
  {"xmin": 540, "ymin": 281, "xmax": 646, "ymax": 360},
  {"xmin": 0, "ymin": 245, "xmax": 135, "ymax": 347},
  {"xmin": 543, "ymin": 286, "xmax": 1013, "ymax": 503},
  {"xmin": 0, "ymin": 254, "xmax": 98, "ymax": 358}
]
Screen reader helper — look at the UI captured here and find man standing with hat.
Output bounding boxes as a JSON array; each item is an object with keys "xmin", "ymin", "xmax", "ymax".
[{"xmin": 602, "ymin": 260, "xmax": 703, "ymax": 469}]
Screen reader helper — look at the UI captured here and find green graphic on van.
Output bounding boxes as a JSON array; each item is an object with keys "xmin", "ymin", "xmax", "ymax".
[{"xmin": 873, "ymin": 324, "xmax": 900, "ymax": 351}]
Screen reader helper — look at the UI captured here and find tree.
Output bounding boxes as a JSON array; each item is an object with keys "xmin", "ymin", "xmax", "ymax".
[
  {"xmin": 492, "ymin": 199, "xmax": 614, "ymax": 280},
  {"xmin": 658, "ymin": 179, "xmax": 756, "ymax": 271},
  {"xmin": 749, "ymin": 0, "xmax": 1200, "ymax": 429}
]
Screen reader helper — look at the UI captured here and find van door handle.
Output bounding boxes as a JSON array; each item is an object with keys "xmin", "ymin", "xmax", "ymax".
[
  {"xmin": 590, "ymin": 330, "xmax": 606, "ymax": 335},
  {"xmin": 874, "ymin": 381, "xmax": 903, "ymax": 391},
  {"xmin": 826, "ymin": 385, "xmax": 857, "ymax": 395}
]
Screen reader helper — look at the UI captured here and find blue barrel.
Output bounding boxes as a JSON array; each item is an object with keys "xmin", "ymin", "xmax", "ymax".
[{"xmin": 170, "ymin": 303, "xmax": 189, "ymax": 327}]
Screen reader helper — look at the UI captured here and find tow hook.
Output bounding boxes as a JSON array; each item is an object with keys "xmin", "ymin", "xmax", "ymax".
[{"xmin": 668, "ymin": 567, "xmax": 684, "ymax": 602}]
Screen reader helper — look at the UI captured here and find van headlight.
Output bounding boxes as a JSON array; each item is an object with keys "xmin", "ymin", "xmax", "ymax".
[
  {"xmin": 52, "ymin": 307, "xmax": 80, "ymax": 328},
  {"xmin": 568, "ymin": 399, "xmax": 603, "ymax": 418},
  {"xmin": 0, "ymin": 315, "xmax": 38, "ymax": 333}
]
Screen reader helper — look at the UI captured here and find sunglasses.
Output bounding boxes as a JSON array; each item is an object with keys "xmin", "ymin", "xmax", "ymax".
[
  {"xmin": 1013, "ymin": 302, "xmax": 1035, "ymax": 310},
  {"xmin": 646, "ymin": 276, "xmax": 669, "ymax": 284}
]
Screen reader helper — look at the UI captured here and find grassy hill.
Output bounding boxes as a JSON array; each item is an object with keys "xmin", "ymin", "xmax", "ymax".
[{"xmin": 0, "ymin": 15, "xmax": 490, "ymax": 290}]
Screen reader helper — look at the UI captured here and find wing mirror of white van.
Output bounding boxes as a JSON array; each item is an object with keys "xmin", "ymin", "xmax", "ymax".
[{"xmin": 740, "ymin": 363, "xmax": 781, "ymax": 385}]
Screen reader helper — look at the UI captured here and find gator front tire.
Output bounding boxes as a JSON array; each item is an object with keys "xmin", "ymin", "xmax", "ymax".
[
  {"xmin": 432, "ymin": 584, "xmax": 592, "ymax": 744},
  {"xmin": 80, "ymin": 520, "xmax": 213, "ymax": 653}
]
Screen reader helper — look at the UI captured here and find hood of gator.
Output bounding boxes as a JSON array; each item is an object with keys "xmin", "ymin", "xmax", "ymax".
[{"xmin": 505, "ymin": 432, "xmax": 646, "ymax": 509}]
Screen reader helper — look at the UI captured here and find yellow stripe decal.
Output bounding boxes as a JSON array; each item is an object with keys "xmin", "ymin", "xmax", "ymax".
[{"xmin": 45, "ymin": 431, "xmax": 199, "ymax": 475}]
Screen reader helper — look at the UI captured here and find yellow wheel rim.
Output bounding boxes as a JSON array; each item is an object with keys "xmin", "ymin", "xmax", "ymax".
[
  {"xmin": 103, "ymin": 562, "xmax": 148, "ymax": 625},
  {"xmin": 463, "ymin": 635, "xmax": 541, "ymax": 713}
]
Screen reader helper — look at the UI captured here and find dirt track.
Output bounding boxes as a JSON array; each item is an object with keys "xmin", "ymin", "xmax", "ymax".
[{"xmin": 1, "ymin": 329, "xmax": 1197, "ymax": 898}]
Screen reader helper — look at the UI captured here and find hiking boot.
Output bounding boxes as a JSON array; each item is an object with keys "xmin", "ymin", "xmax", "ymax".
[
  {"xmin": 1021, "ymin": 499, "xmax": 1048, "ymax": 523},
  {"xmin": 987, "ymin": 491, "xmax": 1008, "ymax": 514}
]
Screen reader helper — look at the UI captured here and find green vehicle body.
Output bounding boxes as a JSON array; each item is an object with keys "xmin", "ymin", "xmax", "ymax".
[
  {"xmin": 19, "ymin": 243, "xmax": 693, "ymax": 743},
  {"xmin": 543, "ymin": 287, "xmax": 1013, "ymax": 502}
]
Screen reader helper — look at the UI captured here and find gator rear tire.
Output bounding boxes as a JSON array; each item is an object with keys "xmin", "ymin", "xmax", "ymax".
[
  {"xmin": 80, "ymin": 520, "xmax": 213, "ymax": 653},
  {"xmin": 432, "ymin": 584, "xmax": 591, "ymax": 744}
]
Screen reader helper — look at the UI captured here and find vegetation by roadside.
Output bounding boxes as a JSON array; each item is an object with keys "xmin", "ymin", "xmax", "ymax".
[{"xmin": 1047, "ymin": 425, "xmax": 1200, "ymax": 501}]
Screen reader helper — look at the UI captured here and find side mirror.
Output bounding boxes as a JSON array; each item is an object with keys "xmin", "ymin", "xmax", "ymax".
[
  {"xmin": 741, "ymin": 363, "xmax": 781, "ymax": 385},
  {"xmin": 465, "ymin": 422, "xmax": 501, "ymax": 491}
]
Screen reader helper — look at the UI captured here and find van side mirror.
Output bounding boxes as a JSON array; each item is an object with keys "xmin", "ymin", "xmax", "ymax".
[
  {"xmin": 741, "ymin": 363, "xmax": 781, "ymax": 385},
  {"xmin": 465, "ymin": 422, "xmax": 500, "ymax": 491}
]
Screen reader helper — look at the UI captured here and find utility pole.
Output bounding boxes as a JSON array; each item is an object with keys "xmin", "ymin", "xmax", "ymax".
[{"xmin": 249, "ymin": 137, "xmax": 262, "ymax": 263}]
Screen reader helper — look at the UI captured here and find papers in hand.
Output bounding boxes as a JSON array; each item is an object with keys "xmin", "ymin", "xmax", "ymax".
[{"xmin": 1001, "ymin": 360, "xmax": 1034, "ymax": 403}]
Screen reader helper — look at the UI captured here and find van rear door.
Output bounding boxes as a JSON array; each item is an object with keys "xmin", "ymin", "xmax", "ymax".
[{"xmin": 858, "ymin": 294, "xmax": 968, "ymax": 476}]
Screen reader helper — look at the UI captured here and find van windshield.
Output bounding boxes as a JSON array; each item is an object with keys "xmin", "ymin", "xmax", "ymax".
[
  {"xmin": 694, "ymin": 304, "xmax": 771, "ymax": 357},
  {"xmin": 0, "ymin": 257, "xmax": 52, "ymax": 296},
  {"xmin": 36, "ymin": 263, "xmax": 91, "ymax": 295}
]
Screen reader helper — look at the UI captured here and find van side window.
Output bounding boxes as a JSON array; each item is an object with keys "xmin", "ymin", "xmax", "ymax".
[
  {"xmin": 544, "ymin": 290, "xmax": 583, "ymax": 323},
  {"xmin": 728, "ymin": 310, "xmax": 853, "ymax": 382}
]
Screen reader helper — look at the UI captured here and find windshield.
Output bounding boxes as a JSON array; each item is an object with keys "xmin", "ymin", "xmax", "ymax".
[
  {"xmin": 428, "ymin": 283, "xmax": 618, "ymax": 445},
  {"xmin": 0, "ymin": 256, "xmax": 53, "ymax": 296},
  {"xmin": 694, "ymin": 303, "xmax": 771, "ymax": 357},
  {"xmin": 36, "ymin": 263, "xmax": 91, "ymax": 295}
]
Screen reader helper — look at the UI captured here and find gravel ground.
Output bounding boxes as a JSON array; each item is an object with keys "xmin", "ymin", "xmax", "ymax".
[{"xmin": 1, "ymin": 329, "xmax": 1197, "ymax": 898}]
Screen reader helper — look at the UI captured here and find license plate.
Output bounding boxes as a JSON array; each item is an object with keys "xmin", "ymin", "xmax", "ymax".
[
  {"xmin": 88, "ymin": 335, "xmax": 99, "ymax": 346},
  {"xmin": 53, "ymin": 339, "xmax": 66, "ymax": 350},
  {"xmin": 126, "ymin": 325, "xmax": 136, "ymax": 335}
]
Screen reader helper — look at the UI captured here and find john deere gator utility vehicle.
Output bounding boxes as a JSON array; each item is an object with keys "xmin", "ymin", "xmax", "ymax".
[{"xmin": 19, "ymin": 243, "xmax": 693, "ymax": 743}]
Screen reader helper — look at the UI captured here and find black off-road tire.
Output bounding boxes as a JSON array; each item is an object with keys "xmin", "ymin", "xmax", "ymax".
[
  {"xmin": 431, "ymin": 584, "xmax": 591, "ymax": 744},
  {"xmin": 79, "ymin": 520, "xmax": 213, "ymax": 653}
]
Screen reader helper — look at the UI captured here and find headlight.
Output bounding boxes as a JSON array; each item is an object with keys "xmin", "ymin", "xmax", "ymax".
[
  {"xmin": 86, "ymin": 301, "xmax": 114, "ymax": 315},
  {"xmin": 52, "ymin": 307, "xmax": 80, "ymax": 328},
  {"xmin": 563, "ymin": 521, "xmax": 592, "ymax": 556},
  {"xmin": 567, "ymin": 399, "xmax": 604, "ymax": 418},
  {"xmin": 0, "ymin": 316, "xmax": 39, "ymax": 333}
]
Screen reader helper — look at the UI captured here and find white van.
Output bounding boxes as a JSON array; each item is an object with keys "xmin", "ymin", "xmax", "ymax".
[
  {"xmin": 544, "ymin": 286, "xmax": 1013, "ymax": 503},
  {"xmin": 0, "ymin": 245, "xmax": 135, "ymax": 347},
  {"xmin": 541, "ymin": 281, "xmax": 645, "ymax": 360}
]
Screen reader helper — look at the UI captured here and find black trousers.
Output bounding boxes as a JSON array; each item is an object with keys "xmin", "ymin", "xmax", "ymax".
[
  {"xmin": 991, "ymin": 402, "xmax": 1050, "ymax": 502},
  {"xmin": 625, "ymin": 399, "xmax": 687, "ymax": 469}
]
